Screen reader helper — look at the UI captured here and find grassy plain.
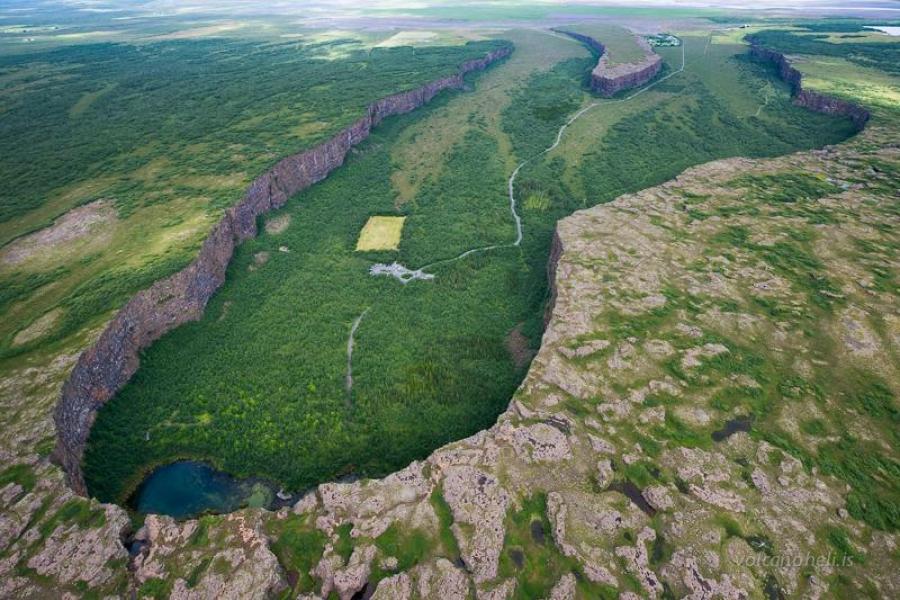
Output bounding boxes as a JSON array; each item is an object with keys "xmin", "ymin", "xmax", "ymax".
[{"xmin": 84, "ymin": 27, "xmax": 858, "ymax": 503}]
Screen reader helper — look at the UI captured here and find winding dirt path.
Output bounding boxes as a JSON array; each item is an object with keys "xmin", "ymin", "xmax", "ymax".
[
  {"xmin": 376, "ymin": 37, "xmax": 686, "ymax": 279},
  {"xmin": 345, "ymin": 307, "xmax": 370, "ymax": 399},
  {"xmin": 350, "ymin": 37, "xmax": 686, "ymax": 389}
]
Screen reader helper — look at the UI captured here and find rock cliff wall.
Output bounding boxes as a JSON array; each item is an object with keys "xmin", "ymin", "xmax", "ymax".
[
  {"xmin": 749, "ymin": 41, "xmax": 870, "ymax": 129},
  {"xmin": 52, "ymin": 46, "xmax": 512, "ymax": 496},
  {"xmin": 543, "ymin": 228, "xmax": 564, "ymax": 329},
  {"xmin": 555, "ymin": 30, "xmax": 605, "ymax": 56},
  {"xmin": 557, "ymin": 29, "xmax": 662, "ymax": 97}
]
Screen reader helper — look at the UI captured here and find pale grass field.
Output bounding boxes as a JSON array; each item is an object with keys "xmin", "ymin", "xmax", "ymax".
[
  {"xmin": 797, "ymin": 54, "xmax": 900, "ymax": 111},
  {"xmin": 355, "ymin": 215, "xmax": 406, "ymax": 251}
]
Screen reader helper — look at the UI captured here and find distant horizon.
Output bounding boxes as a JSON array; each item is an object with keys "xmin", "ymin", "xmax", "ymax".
[{"xmin": 3, "ymin": 0, "xmax": 900, "ymax": 20}]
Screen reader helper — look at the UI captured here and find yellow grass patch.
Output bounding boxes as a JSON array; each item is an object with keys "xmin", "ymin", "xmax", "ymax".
[
  {"xmin": 151, "ymin": 23, "xmax": 245, "ymax": 41},
  {"xmin": 376, "ymin": 31, "xmax": 439, "ymax": 47},
  {"xmin": 13, "ymin": 307, "xmax": 62, "ymax": 346},
  {"xmin": 355, "ymin": 216, "xmax": 406, "ymax": 251}
]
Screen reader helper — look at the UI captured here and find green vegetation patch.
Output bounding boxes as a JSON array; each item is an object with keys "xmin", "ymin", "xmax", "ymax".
[
  {"xmin": 372, "ymin": 523, "xmax": 434, "ymax": 578},
  {"xmin": 0, "ymin": 38, "xmax": 508, "ymax": 225},
  {"xmin": 334, "ymin": 522, "xmax": 355, "ymax": 563},
  {"xmin": 430, "ymin": 488, "xmax": 462, "ymax": 560},
  {"xmin": 0, "ymin": 463, "xmax": 37, "ymax": 493},
  {"xmin": 138, "ymin": 578, "xmax": 171, "ymax": 600},
  {"xmin": 749, "ymin": 28, "xmax": 900, "ymax": 76},
  {"xmin": 266, "ymin": 514, "xmax": 328, "ymax": 594},
  {"xmin": 573, "ymin": 50, "xmax": 856, "ymax": 205},
  {"xmin": 39, "ymin": 498, "xmax": 105, "ymax": 538},
  {"xmin": 501, "ymin": 57, "xmax": 590, "ymax": 160},
  {"xmin": 0, "ymin": 37, "xmax": 508, "ymax": 360},
  {"xmin": 498, "ymin": 493, "xmax": 617, "ymax": 599}
]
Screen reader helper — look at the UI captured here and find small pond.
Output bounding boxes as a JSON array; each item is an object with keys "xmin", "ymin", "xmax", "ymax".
[{"xmin": 130, "ymin": 461, "xmax": 293, "ymax": 520}]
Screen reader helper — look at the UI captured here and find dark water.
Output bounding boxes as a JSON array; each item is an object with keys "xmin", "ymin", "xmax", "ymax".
[
  {"xmin": 607, "ymin": 480, "xmax": 657, "ymax": 516},
  {"xmin": 530, "ymin": 519, "xmax": 545, "ymax": 544},
  {"xmin": 509, "ymin": 548, "xmax": 525, "ymax": 569},
  {"xmin": 130, "ymin": 461, "xmax": 285, "ymax": 519},
  {"xmin": 712, "ymin": 415, "xmax": 753, "ymax": 442}
]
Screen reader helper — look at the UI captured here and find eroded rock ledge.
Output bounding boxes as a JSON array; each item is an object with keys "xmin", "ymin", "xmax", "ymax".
[
  {"xmin": 51, "ymin": 45, "xmax": 512, "ymax": 496},
  {"xmin": 749, "ymin": 40, "xmax": 870, "ymax": 129},
  {"xmin": 558, "ymin": 30, "xmax": 663, "ymax": 97}
]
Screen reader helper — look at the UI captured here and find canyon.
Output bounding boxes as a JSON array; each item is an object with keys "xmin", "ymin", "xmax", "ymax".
[
  {"xmin": 53, "ymin": 35, "xmax": 869, "ymax": 507},
  {"xmin": 1, "ymin": 23, "xmax": 893, "ymax": 598},
  {"xmin": 748, "ymin": 41, "xmax": 870, "ymax": 129},
  {"xmin": 127, "ymin": 102, "xmax": 896, "ymax": 599},
  {"xmin": 51, "ymin": 45, "xmax": 512, "ymax": 497}
]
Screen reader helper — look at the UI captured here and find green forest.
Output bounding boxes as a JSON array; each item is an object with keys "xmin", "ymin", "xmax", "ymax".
[
  {"xmin": 0, "ymin": 37, "xmax": 506, "ymax": 360},
  {"xmin": 0, "ymin": 38, "xmax": 506, "ymax": 223},
  {"xmin": 85, "ymin": 35, "xmax": 859, "ymax": 504}
]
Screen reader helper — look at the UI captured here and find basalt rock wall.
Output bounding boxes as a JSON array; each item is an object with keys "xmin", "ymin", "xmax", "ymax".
[
  {"xmin": 557, "ymin": 29, "xmax": 662, "ymax": 97},
  {"xmin": 749, "ymin": 41, "xmax": 870, "ymax": 129},
  {"xmin": 591, "ymin": 53, "xmax": 662, "ymax": 97},
  {"xmin": 52, "ymin": 46, "xmax": 512, "ymax": 496},
  {"xmin": 555, "ymin": 29, "xmax": 606, "ymax": 56},
  {"xmin": 543, "ymin": 228, "xmax": 564, "ymax": 329}
]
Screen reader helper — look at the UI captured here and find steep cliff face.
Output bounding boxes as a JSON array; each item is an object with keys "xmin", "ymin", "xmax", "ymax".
[
  {"xmin": 590, "ymin": 36, "xmax": 662, "ymax": 98},
  {"xmin": 52, "ymin": 46, "xmax": 512, "ymax": 496},
  {"xmin": 749, "ymin": 42, "xmax": 870, "ymax": 129},
  {"xmin": 543, "ymin": 228, "xmax": 563, "ymax": 329},
  {"xmin": 555, "ymin": 30, "xmax": 605, "ymax": 56},
  {"xmin": 557, "ymin": 30, "xmax": 662, "ymax": 97}
]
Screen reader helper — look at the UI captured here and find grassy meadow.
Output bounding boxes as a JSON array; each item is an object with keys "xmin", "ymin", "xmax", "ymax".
[{"xmin": 83, "ymin": 27, "xmax": 859, "ymax": 503}]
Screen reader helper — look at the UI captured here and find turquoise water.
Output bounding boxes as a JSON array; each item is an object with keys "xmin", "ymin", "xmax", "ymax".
[{"xmin": 131, "ymin": 461, "xmax": 279, "ymax": 519}]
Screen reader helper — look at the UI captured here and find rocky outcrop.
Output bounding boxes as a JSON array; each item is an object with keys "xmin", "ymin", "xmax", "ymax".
[
  {"xmin": 590, "ymin": 41, "xmax": 662, "ymax": 97},
  {"xmin": 52, "ymin": 45, "xmax": 512, "ymax": 496},
  {"xmin": 133, "ymin": 512, "xmax": 286, "ymax": 598},
  {"xmin": 557, "ymin": 30, "xmax": 662, "ymax": 97},
  {"xmin": 748, "ymin": 41, "xmax": 870, "ymax": 129}
]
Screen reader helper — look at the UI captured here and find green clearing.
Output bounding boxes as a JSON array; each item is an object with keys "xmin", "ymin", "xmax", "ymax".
[
  {"xmin": 83, "ymin": 29, "xmax": 858, "ymax": 503},
  {"xmin": 498, "ymin": 493, "xmax": 618, "ymax": 599},
  {"xmin": 356, "ymin": 216, "xmax": 407, "ymax": 252}
]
